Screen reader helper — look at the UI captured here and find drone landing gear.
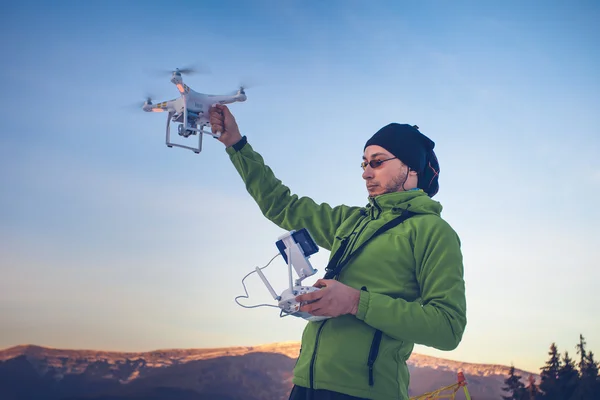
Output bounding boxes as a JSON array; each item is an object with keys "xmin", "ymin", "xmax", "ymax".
[{"xmin": 165, "ymin": 111, "xmax": 221, "ymax": 154}]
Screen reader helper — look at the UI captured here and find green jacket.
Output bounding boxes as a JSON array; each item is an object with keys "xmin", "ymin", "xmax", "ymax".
[{"xmin": 227, "ymin": 138, "xmax": 467, "ymax": 400}]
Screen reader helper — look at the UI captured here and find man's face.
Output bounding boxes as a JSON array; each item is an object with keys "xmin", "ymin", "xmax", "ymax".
[{"xmin": 362, "ymin": 145, "xmax": 414, "ymax": 197}]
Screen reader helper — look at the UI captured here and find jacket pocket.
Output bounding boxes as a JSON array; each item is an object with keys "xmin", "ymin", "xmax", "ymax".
[
  {"xmin": 361, "ymin": 285, "xmax": 384, "ymax": 387},
  {"xmin": 294, "ymin": 346, "xmax": 302, "ymax": 368},
  {"xmin": 367, "ymin": 329, "xmax": 383, "ymax": 386}
]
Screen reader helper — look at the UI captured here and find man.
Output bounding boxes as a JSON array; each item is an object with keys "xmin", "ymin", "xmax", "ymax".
[{"xmin": 209, "ymin": 104, "xmax": 467, "ymax": 400}]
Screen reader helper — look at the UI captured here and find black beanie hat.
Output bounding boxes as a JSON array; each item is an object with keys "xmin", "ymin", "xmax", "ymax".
[{"xmin": 364, "ymin": 123, "xmax": 440, "ymax": 197}]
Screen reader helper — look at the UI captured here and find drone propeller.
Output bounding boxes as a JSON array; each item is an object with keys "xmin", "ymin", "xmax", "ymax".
[
  {"xmin": 230, "ymin": 86, "xmax": 245, "ymax": 95},
  {"xmin": 174, "ymin": 66, "xmax": 197, "ymax": 75},
  {"xmin": 138, "ymin": 93, "xmax": 157, "ymax": 107},
  {"xmin": 123, "ymin": 94, "xmax": 155, "ymax": 110},
  {"xmin": 151, "ymin": 63, "xmax": 211, "ymax": 77},
  {"xmin": 228, "ymin": 79, "xmax": 256, "ymax": 95}
]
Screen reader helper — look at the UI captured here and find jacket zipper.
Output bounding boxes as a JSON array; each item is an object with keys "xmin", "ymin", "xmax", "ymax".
[
  {"xmin": 344, "ymin": 199, "xmax": 381, "ymax": 262},
  {"xmin": 309, "ymin": 320, "xmax": 328, "ymax": 389},
  {"xmin": 309, "ymin": 206, "xmax": 378, "ymax": 388},
  {"xmin": 325, "ymin": 213, "xmax": 369, "ymax": 280},
  {"xmin": 335, "ymin": 215, "xmax": 372, "ymax": 278}
]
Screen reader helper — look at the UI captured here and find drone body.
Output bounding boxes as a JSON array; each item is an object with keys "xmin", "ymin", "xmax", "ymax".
[{"xmin": 143, "ymin": 68, "xmax": 247, "ymax": 153}]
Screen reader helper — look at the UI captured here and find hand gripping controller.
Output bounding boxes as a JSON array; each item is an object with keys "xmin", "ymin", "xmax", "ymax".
[{"xmin": 277, "ymin": 286, "xmax": 329, "ymax": 322}]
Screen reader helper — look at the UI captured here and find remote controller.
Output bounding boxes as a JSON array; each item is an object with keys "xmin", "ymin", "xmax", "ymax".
[
  {"xmin": 238, "ymin": 228, "xmax": 331, "ymax": 322},
  {"xmin": 278, "ymin": 286, "xmax": 329, "ymax": 322}
]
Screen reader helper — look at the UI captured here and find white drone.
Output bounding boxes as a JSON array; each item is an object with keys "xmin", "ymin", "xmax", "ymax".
[{"xmin": 142, "ymin": 67, "xmax": 247, "ymax": 153}]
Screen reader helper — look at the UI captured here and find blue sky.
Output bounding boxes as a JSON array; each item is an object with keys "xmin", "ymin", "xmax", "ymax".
[{"xmin": 1, "ymin": 0, "xmax": 599, "ymax": 374}]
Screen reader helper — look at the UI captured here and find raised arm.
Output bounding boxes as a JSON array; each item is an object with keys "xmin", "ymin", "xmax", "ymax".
[{"xmin": 210, "ymin": 104, "xmax": 357, "ymax": 250}]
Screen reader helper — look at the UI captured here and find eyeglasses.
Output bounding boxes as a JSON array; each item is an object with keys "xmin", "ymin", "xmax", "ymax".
[{"xmin": 361, "ymin": 157, "xmax": 397, "ymax": 171}]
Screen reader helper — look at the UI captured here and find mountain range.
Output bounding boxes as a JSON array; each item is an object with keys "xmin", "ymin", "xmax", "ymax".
[{"xmin": 0, "ymin": 342, "xmax": 539, "ymax": 400}]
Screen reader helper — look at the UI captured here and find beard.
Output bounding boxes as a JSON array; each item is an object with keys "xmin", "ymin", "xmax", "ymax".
[
  {"xmin": 383, "ymin": 169, "xmax": 409, "ymax": 194},
  {"xmin": 368, "ymin": 168, "xmax": 409, "ymax": 196}
]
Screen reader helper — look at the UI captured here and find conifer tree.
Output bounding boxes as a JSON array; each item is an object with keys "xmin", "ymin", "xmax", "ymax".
[
  {"xmin": 584, "ymin": 352, "xmax": 600, "ymax": 395},
  {"xmin": 525, "ymin": 374, "xmax": 539, "ymax": 400},
  {"xmin": 575, "ymin": 334, "xmax": 587, "ymax": 373},
  {"xmin": 570, "ymin": 334, "xmax": 599, "ymax": 399},
  {"xmin": 537, "ymin": 343, "xmax": 561, "ymax": 399},
  {"xmin": 573, "ymin": 350, "xmax": 599, "ymax": 400},
  {"xmin": 502, "ymin": 364, "xmax": 527, "ymax": 400},
  {"xmin": 557, "ymin": 351, "xmax": 578, "ymax": 399}
]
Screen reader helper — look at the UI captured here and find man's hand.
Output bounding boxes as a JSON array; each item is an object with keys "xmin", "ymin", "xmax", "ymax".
[
  {"xmin": 209, "ymin": 104, "xmax": 242, "ymax": 148},
  {"xmin": 296, "ymin": 279, "xmax": 361, "ymax": 318}
]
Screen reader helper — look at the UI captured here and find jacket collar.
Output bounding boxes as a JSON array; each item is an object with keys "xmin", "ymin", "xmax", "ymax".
[{"xmin": 366, "ymin": 189, "xmax": 426, "ymax": 215}]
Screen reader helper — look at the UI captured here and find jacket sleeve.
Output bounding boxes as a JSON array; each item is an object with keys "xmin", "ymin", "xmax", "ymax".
[
  {"xmin": 355, "ymin": 217, "xmax": 467, "ymax": 351},
  {"xmin": 226, "ymin": 138, "xmax": 356, "ymax": 251}
]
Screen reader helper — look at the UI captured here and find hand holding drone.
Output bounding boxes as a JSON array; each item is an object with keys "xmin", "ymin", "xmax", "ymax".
[
  {"xmin": 142, "ymin": 66, "xmax": 247, "ymax": 154},
  {"xmin": 235, "ymin": 228, "xmax": 331, "ymax": 323},
  {"xmin": 209, "ymin": 104, "xmax": 242, "ymax": 148}
]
